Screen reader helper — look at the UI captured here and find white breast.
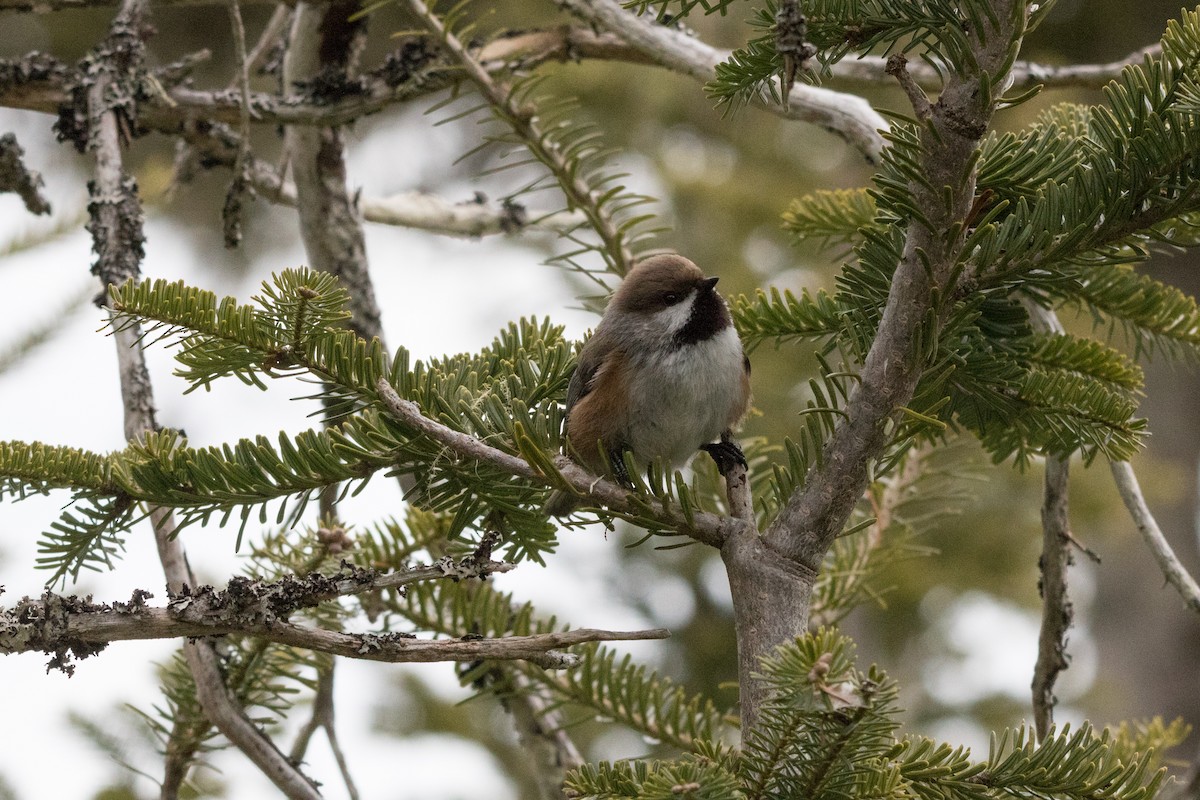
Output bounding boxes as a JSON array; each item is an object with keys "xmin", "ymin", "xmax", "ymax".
[{"xmin": 624, "ymin": 325, "xmax": 744, "ymax": 465}]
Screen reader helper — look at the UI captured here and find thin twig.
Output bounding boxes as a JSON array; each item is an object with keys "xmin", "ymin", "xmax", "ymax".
[
  {"xmin": 885, "ymin": 54, "xmax": 932, "ymax": 120},
  {"xmin": 1110, "ymin": 460, "xmax": 1200, "ymax": 615},
  {"xmin": 291, "ymin": 665, "xmax": 362, "ymax": 800},
  {"xmin": 830, "ymin": 43, "xmax": 1162, "ymax": 92},
  {"xmin": 1032, "ymin": 456, "xmax": 1072, "ymax": 742},
  {"xmin": 240, "ymin": 3, "xmax": 290, "ymax": 78},
  {"xmin": 407, "ymin": 0, "xmax": 637, "ymax": 274}
]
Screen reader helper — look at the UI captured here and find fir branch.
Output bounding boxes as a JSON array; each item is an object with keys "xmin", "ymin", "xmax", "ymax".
[
  {"xmin": 405, "ymin": 0, "xmax": 641, "ymax": 276},
  {"xmin": 375, "ymin": 377, "xmax": 738, "ymax": 548},
  {"xmin": 558, "ymin": 0, "xmax": 887, "ymax": 162},
  {"xmin": 747, "ymin": 0, "xmax": 1027, "ymax": 736},
  {"xmin": 528, "ymin": 645, "xmax": 735, "ymax": 754},
  {"xmin": 781, "ymin": 187, "xmax": 880, "ymax": 250},
  {"xmin": 391, "ymin": 576, "xmax": 730, "ymax": 756},
  {"xmin": 730, "ymin": 288, "xmax": 850, "ymax": 351}
]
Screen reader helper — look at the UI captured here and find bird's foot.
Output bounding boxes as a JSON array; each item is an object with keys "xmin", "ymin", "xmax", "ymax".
[
  {"xmin": 608, "ymin": 448, "xmax": 636, "ymax": 489},
  {"xmin": 701, "ymin": 437, "xmax": 747, "ymax": 477}
]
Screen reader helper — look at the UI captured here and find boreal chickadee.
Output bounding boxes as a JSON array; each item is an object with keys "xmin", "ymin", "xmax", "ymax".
[{"xmin": 545, "ymin": 254, "xmax": 750, "ymax": 516}]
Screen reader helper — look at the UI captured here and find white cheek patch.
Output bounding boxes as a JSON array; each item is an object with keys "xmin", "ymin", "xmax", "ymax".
[{"xmin": 653, "ymin": 289, "xmax": 698, "ymax": 337}]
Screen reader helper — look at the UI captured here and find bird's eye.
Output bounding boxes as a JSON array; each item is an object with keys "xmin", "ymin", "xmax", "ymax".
[{"xmin": 662, "ymin": 291, "xmax": 681, "ymax": 305}]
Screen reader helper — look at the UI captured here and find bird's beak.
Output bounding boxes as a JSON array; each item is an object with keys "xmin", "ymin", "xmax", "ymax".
[{"xmin": 702, "ymin": 276, "xmax": 719, "ymax": 292}]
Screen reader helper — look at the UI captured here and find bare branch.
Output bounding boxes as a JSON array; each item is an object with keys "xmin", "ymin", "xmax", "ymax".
[
  {"xmin": 241, "ymin": 4, "xmax": 291, "ymax": 79},
  {"xmin": 497, "ymin": 670, "xmax": 584, "ymax": 800},
  {"xmin": 2, "ymin": 590, "xmax": 667, "ymax": 666},
  {"xmin": 79, "ymin": 4, "xmax": 323, "ymax": 796},
  {"xmin": 831, "ymin": 43, "xmax": 1162, "ymax": 92},
  {"xmin": 221, "ymin": 0, "xmax": 254, "ymax": 248},
  {"xmin": 885, "ymin": 54, "xmax": 931, "ymax": 120},
  {"xmin": 0, "ymin": 132, "xmax": 51, "ymax": 215},
  {"xmin": 289, "ymin": 665, "xmax": 361, "ymax": 800},
  {"xmin": 556, "ymin": 0, "xmax": 887, "ymax": 162},
  {"xmin": 1110, "ymin": 460, "xmax": 1200, "ymax": 615},
  {"xmin": 360, "ymin": 191, "xmax": 587, "ymax": 238},
  {"xmin": 374, "ymin": 377, "xmax": 738, "ymax": 549},
  {"xmin": 182, "ymin": 121, "xmax": 589, "ymax": 237},
  {"xmin": 282, "ymin": 1, "xmax": 381, "ymax": 342},
  {"xmin": 1033, "ymin": 456, "xmax": 1072, "ymax": 742}
]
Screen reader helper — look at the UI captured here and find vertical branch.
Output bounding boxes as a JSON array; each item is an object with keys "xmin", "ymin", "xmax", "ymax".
[
  {"xmin": 222, "ymin": 0, "xmax": 254, "ymax": 248},
  {"xmin": 79, "ymin": 5, "xmax": 321, "ymax": 799},
  {"xmin": 281, "ymin": 0, "xmax": 383, "ymax": 528},
  {"xmin": 721, "ymin": 1, "xmax": 1029, "ymax": 737},
  {"xmin": 281, "ymin": 1, "xmax": 382, "ymax": 341},
  {"xmin": 1032, "ymin": 456, "xmax": 1072, "ymax": 741},
  {"xmin": 498, "ymin": 670, "xmax": 585, "ymax": 800},
  {"xmin": 290, "ymin": 663, "xmax": 361, "ymax": 800}
]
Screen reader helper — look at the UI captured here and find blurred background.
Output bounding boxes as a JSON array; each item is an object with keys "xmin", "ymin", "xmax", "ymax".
[{"xmin": 0, "ymin": 1, "xmax": 1198, "ymax": 797}]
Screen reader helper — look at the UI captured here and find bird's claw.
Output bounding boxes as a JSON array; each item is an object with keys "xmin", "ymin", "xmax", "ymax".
[
  {"xmin": 701, "ymin": 439, "xmax": 747, "ymax": 476},
  {"xmin": 608, "ymin": 448, "xmax": 636, "ymax": 489}
]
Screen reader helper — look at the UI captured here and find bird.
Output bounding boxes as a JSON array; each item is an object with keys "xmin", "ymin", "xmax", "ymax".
[{"xmin": 545, "ymin": 253, "xmax": 750, "ymax": 516}]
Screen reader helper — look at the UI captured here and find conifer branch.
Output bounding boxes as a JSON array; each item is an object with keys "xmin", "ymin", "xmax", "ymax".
[
  {"xmin": 1110, "ymin": 460, "xmax": 1200, "ymax": 615},
  {"xmin": 732, "ymin": 0, "xmax": 1028, "ymax": 738},
  {"xmin": 556, "ymin": 0, "xmax": 887, "ymax": 162},
  {"xmin": 406, "ymin": 0, "xmax": 638, "ymax": 275},
  {"xmin": 374, "ymin": 377, "xmax": 738, "ymax": 548}
]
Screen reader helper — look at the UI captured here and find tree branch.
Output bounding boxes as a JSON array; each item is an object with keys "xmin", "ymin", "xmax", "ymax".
[
  {"xmin": 727, "ymin": 0, "xmax": 1028, "ymax": 738},
  {"xmin": 496, "ymin": 669, "xmax": 584, "ymax": 800},
  {"xmin": 289, "ymin": 664, "xmax": 361, "ymax": 800},
  {"xmin": 1110, "ymin": 460, "xmax": 1200, "ymax": 615},
  {"xmin": 555, "ymin": 0, "xmax": 887, "ymax": 163},
  {"xmin": 0, "ymin": 132, "xmax": 51, "ymax": 215},
  {"xmin": 181, "ymin": 121, "xmax": 589, "ymax": 237},
  {"xmin": 282, "ymin": 0, "xmax": 380, "ymax": 342},
  {"xmin": 830, "ymin": 44, "xmax": 1162, "ymax": 92},
  {"xmin": 1033, "ymin": 455, "xmax": 1072, "ymax": 742},
  {"xmin": 0, "ymin": 589, "xmax": 668, "ymax": 665},
  {"xmin": 374, "ymin": 377, "xmax": 738, "ymax": 549},
  {"xmin": 78, "ymin": 5, "xmax": 323, "ymax": 797}
]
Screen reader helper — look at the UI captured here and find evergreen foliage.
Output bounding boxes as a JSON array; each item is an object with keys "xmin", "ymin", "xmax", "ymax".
[
  {"xmin": 565, "ymin": 631, "xmax": 1172, "ymax": 800},
  {"xmin": 5, "ymin": 0, "xmax": 1200, "ymax": 794}
]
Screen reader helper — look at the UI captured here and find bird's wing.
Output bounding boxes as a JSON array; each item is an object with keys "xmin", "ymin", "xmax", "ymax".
[{"xmin": 565, "ymin": 330, "xmax": 612, "ymax": 413}]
